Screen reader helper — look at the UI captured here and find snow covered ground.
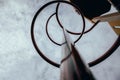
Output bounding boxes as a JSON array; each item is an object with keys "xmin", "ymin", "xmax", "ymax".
[{"xmin": 0, "ymin": 0, "xmax": 120, "ymax": 80}]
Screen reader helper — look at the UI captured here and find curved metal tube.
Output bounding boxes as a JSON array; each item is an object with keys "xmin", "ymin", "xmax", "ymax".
[
  {"xmin": 55, "ymin": 2, "xmax": 85, "ymax": 44},
  {"xmin": 31, "ymin": 0, "xmax": 120, "ymax": 68},
  {"xmin": 89, "ymin": 35, "xmax": 120, "ymax": 67},
  {"xmin": 46, "ymin": 12, "xmax": 66, "ymax": 46},
  {"xmin": 56, "ymin": 3, "xmax": 100, "ymax": 35}
]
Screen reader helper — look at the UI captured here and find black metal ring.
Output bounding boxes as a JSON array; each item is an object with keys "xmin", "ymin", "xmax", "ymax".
[
  {"xmin": 46, "ymin": 12, "xmax": 66, "ymax": 46},
  {"xmin": 55, "ymin": 3, "xmax": 85, "ymax": 44},
  {"xmin": 31, "ymin": 1, "xmax": 85, "ymax": 68},
  {"xmin": 46, "ymin": 2, "xmax": 100, "ymax": 46},
  {"xmin": 56, "ymin": 3, "xmax": 100, "ymax": 36},
  {"xmin": 31, "ymin": 1, "xmax": 120, "ymax": 68}
]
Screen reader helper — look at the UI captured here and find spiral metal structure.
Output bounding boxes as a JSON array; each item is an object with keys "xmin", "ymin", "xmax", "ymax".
[{"xmin": 31, "ymin": 1, "xmax": 120, "ymax": 68}]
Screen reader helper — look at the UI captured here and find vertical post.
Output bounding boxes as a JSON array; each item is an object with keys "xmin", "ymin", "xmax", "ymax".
[{"xmin": 60, "ymin": 31, "xmax": 95, "ymax": 80}]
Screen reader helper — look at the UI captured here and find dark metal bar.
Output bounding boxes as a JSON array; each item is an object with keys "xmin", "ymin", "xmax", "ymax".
[{"xmin": 60, "ymin": 44, "xmax": 95, "ymax": 80}]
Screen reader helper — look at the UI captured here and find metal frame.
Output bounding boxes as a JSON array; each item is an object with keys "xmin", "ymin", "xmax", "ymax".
[{"xmin": 31, "ymin": 1, "xmax": 120, "ymax": 68}]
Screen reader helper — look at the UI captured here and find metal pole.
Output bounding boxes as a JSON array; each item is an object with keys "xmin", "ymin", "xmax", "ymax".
[{"xmin": 60, "ymin": 30, "xmax": 95, "ymax": 80}]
